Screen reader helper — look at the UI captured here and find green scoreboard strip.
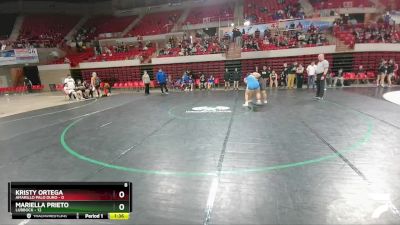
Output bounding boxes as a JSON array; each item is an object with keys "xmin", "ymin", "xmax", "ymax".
[{"xmin": 9, "ymin": 182, "xmax": 132, "ymax": 220}]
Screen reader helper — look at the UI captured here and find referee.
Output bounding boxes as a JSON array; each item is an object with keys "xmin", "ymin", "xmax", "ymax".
[{"xmin": 314, "ymin": 54, "xmax": 329, "ymax": 100}]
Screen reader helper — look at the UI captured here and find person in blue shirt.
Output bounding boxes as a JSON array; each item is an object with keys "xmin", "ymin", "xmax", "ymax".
[
  {"xmin": 243, "ymin": 72, "xmax": 262, "ymax": 106},
  {"xmin": 207, "ymin": 75, "xmax": 215, "ymax": 90},
  {"xmin": 181, "ymin": 72, "xmax": 190, "ymax": 91},
  {"xmin": 156, "ymin": 68, "xmax": 169, "ymax": 94}
]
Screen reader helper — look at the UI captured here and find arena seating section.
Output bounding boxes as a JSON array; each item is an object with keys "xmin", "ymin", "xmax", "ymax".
[
  {"xmin": 88, "ymin": 48, "xmax": 156, "ymax": 62},
  {"xmin": 310, "ymin": 0, "xmax": 373, "ymax": 9},
  {"xmin": 0, "ymin": 85, "xmax": 44, "ymax": 95},
  {"xmin": 0, "ymin": 14, "xmax": 17, "ymax": 39},
  {"xmin": 52, "ymin": 48, "xmax": 95, "ymax": 67},
  {"xmin": 184, "ymin": 4, "xmax": 234, "ymax": 24},
  {"xmin": 334, "ymin": 24, "xmax": 400, "ymax": 48},
  {"xmin": 18, "ymin": 14, "xmax": 80, "ymax": 46},
  {"xmin": 83, "ymin": 15, "xmax": 137, "ymax": 40},
  {"xmin": 244, "ymin": 0, "xmax": 299, "ymax": 24},
  {"xmin": 380, "ymin": 0, "xmax": 399, "ymax": 10},
  {"xmin": 153, "ymin": 61, "xmax": 225, "ymax": 82},
  {"xmin": 354, "ymin": 52, "xmax": 400, "ymax": 72},
  {"xmin": 81, "ymin": 67, "xmax": 141, "ymax": 83},
  {"xmin": 334, "ymin": 30, "xmax": 355, "ymax": 48},
  {"xmin": 126, "ymin": 10, "xmax": 182, "ymax": 36}
]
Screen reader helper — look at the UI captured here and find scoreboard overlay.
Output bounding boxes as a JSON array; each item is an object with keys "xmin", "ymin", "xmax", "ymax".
[{"xmin": 8, "ymin": 182, "xmax": 132, "ymax": 220}]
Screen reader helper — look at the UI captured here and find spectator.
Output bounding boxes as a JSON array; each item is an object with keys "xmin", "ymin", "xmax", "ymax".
[
  {"xmin": 326, "ymin": 70, "xmax": 334, "ymax": 87},
  {"xmin": 224, "ymin": 68, "xmax": 231, "ymax": 91},
  {"xmin": 103, "ymin": 83, "xmax": 111, "ymax": 97},
  {"xmin": 377, "ymin": 59, "xmax": 387, "ymax": 87},
  {"xmin": 90, "ymin": 72, "xmax": 101, "ymax": 98},
  {"xmin": 156, "ymin": 68, "xmax": 169, "ymax": 94},
  {"xmin": 287, "ymin": 62, "xmax": 297, "ymax": 89},
  {"xmin": 64, "ymin": 74, "xmax": 78, "ymax": 100},
  {"xmin": 280, "ymin": 63, "xmax": 289, "ymax": 87},
  {"xmin": 306, "ymin": 61, "xmax": 317, "ymax": 89},
  {"xmin": 296, "ymin": 63, "xmax": 304, "ymax": 88},
  {"xmin": 333, "ymin": 68, "xmax": 345, "ymax": 87},
  {"xmin": 200, "ymin": 73, "xmax": 207, "ymax": 90},
  {"xmin": 75, "ymin": 79, "xmax": 88, "ymax": 99},
  {"xmin": 142, "ymin": 70, "xmax": 151, "ymax": 95},
  {"xmin": 232, "ymin": 68, "xmax": 241, "ymax": 91},
  {"xmin": 207, "ymin": 75, "xmax": 215, "ymax": 90},
  {"xmin": 356, "ymin": 65, "xmax": 368, "ymax": 84},
  {"xmin": 270, "ymin": 69, "xmax": 278, "ymax": 88},
  {"xmin": 23, "ymin": 77, "xmax": 33, "ymax": 93},
  {"xmin": 387, "ymin": 59, "xmax": 395, "ymax": 87},
  {"xmin": 259, "ymin": 66, "xmax": 269, "ymax": 94}
]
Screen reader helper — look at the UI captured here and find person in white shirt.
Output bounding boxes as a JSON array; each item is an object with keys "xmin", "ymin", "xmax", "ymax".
[
  {"xmin": 306, "ymin": 61, "xmax": 317, "ymax": 89},
  {"xmin": 63, "ymin": 75, "xmax": 78, "ymax": 100}
]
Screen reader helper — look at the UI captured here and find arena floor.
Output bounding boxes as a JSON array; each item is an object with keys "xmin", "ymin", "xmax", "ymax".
[{"xmin": 1, "ymin": 87, "xmax": 400, "ymax": 225}]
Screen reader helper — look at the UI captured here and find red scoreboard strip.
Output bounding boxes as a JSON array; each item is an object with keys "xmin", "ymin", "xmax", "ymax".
[{"xmin": 8, "ymin": 182, "xmax": 132, "ymax": 220}]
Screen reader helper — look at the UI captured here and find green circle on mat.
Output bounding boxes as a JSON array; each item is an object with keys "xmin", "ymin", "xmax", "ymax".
[{"xmin": 60, "ymin": 101, "xmax": 374, "ymax": 177}]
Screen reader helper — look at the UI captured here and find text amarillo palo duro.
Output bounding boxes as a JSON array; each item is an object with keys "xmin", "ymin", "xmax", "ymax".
[{"xmin": 14, "ymin": 190, "xmax": 69, "ymax": 210}]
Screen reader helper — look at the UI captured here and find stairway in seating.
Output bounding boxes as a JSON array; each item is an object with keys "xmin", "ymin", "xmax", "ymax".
[
  {"xmin": 298, "ymin": 0, "xmax": 314, "ymax": 17},
  {"xmin": 121, "ymin": 13, "xmax": 145, "ymax": 37},
  {"xmin": 234, "ymin": 0, "xmax": 244, "ymax": 23},
  {"xmin": 226, "ymin": 42, "xmax": 242, "ymax": 59},
  {"xmin": 8, "ymin": 15, "xmax": 24, "ymax": 41},
  {"xmin": 171, "ymin": 7, "xmax": 191, "ymax": 32},
  {"xmin": 326, "ymin": 33, "xmax": 353, "ymax": 53},
  {"xmin": 65, "ymin": 16, "xmax": 90, "ymax": 42}
]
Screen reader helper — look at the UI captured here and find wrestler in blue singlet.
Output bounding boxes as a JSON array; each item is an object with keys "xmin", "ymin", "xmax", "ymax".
[{"xmin": 246, "ymin": 74, "xmax": 260, "ymax": 90}]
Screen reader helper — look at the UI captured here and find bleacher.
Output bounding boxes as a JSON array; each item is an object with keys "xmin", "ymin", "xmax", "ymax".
[
  {"xmin": 153, "ymin": 61, "xmax": 225, "ymax": 82},
  {"xmin": 244, "ymin": 0, "xmax": 300, "ymax": 24},
  {"xmin": 126, "ymin": 10, "xmax": 182, "ymax": 37},
  {"xmin": 354, "ymin": 52, "xmax": 400, "ymax": 72},
  {"xmin": 52, "ymin": 48, "xmax": 95, "ymax": 67},
  {"xmin": 81, "ymin": 67, "xmax": 141, "ymax": 83},
  {"xmin": 83, "ymin": 15, "xmax": 137, "ymax": 40},
  {"xmin": 380, "ymin": 0, "xmax": 399, "ymax": 10},
  {"xmin": 88, "ymin": 47, "xmax": 156, "ymax": 62},
  {"xmin": 310, "ymin": 0, "xmax": 373, "ymax": 9},
  {"xmin": 18, "ymin": 14, "xmax": 80, "ymax": 47},
  {"xmin": 184, "ymin": 4, "xmax": 234, "ymax": 25},
  {"xmin": 0, "ymin": 14, "xmax": 17, "ymax": 40}
]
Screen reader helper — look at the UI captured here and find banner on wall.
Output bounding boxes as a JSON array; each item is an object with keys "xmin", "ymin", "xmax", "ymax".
[{"xmin": 0, "ymin": 48, "xmax": 39, "ymax": 66}]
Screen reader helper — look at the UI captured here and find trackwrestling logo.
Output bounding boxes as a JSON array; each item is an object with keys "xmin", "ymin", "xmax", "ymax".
[{"xmin": 185, "ymin": 106, "xmax": 231, "ymax": 113}]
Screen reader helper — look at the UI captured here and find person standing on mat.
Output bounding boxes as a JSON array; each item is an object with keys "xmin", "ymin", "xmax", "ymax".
[
  {"xmin": 306, "ymin": 61, "xmax": 317, "ymax": 89},
  {"xmin": 280, "ymin": 63, "xmax": 289, "ymax": 88},
  {"xmin": 224, "ymin": 68, "xmax": 231, "ymax": 91},
  {"xmin": 314, "ymin": 54, "xmax": 329, "ymax": 100},
  {"xmin": 142, "ymin": 70, "xmax": 151, "ymax": 95},
  {"xmin": 233, "ymin": 68, "xmax": 241, "ymax": 91},
  {"xmin": 243, "ymin": 72, "xmax": 262, "ymax": 107},
  {"xmin": 387, "ymin": 59, "xmax": 395, "ymax": 87},
  {"xmin": 287, "ymin": 62, "xmax": 297, "ymax": 89},
  {"xmin": 260, "ymin": 66, "xmax": 269, "ymax": 87},
  {"xmin": 156, "ymin": 68, "xmax": 168, "ymax": 94},
  {"xmin": 296, "ymin": 63, "xmax": 304, "ymax": 89},
  {"xmin": 270, "ymin": 69, "xmax": 278, "ymax": 88},
  {"xmin": 90, "ymin": 72, "xmax": 101, "ymax": 98},
  {"xmin": 200, "ymin": 72, "xmax": 207, "ymax": 90},
  {"xmin": 259, "ymin": 66, "xmax": 268, "ymax": 104},
  {"xmin": 377, "ymin": 59, "xmax": 387, "ymax": 87}
]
